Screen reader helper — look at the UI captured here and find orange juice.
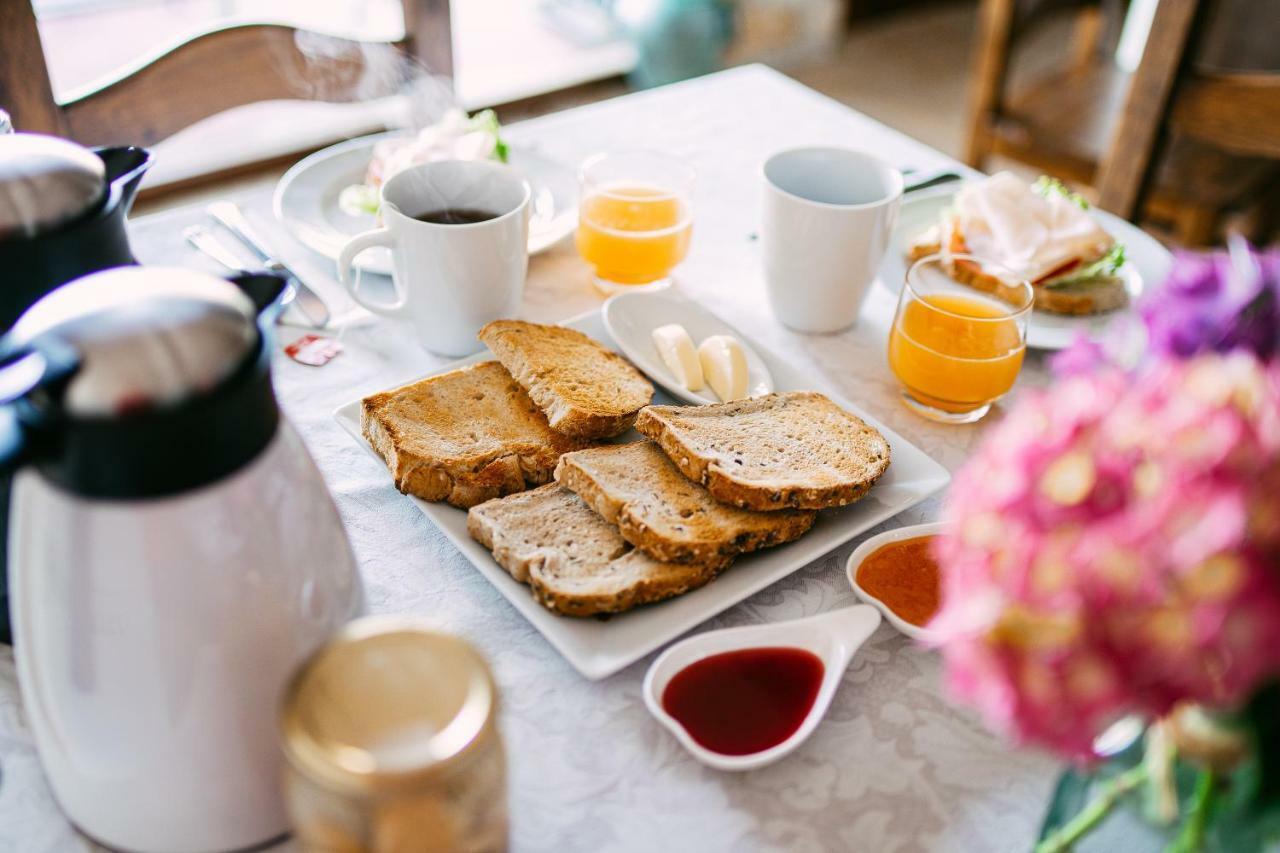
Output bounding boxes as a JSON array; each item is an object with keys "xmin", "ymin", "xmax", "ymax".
[
  {"xmin": 576, "ymin": 186, "xmax": 692, "ymax": 285},
  {"xmin": 888, "ymin": 292, "xmax": 1025, "ymax": 413}
]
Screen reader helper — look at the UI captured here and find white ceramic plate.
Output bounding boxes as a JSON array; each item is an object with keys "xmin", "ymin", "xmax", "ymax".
[
  {"xmin": 846, "ymin": 521, "xmax": 946, "ymax": 642},
  {"xmin": 274, "ymin": 132, "xmax": 578, "ymax": 275},
  {"xmin": 603, "ymin": 290, "xmax": 773, "ymax": 405},
  {"xmin": 880, "ymin": 187, "xmax": 1174, "ymax": 350},
  {"xmin": 332, "ymin": 307, "xmax": 950, "ymax": 680}
]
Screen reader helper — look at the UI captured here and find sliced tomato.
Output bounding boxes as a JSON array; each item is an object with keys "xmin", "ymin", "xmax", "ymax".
[{"xmin": 1034, "ymin": 259, "xmax": 1081, "ymax": 284}]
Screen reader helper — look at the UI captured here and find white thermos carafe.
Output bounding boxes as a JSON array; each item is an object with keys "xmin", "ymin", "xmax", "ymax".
[{"xmin": 0, "ymin": 267, "xmax": 361, "ymax": 852}]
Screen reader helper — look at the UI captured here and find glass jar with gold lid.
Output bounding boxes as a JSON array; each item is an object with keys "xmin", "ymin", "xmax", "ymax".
[{"xmin": 280, "ymin": 617, "xmax": 507, "ymax": 852}]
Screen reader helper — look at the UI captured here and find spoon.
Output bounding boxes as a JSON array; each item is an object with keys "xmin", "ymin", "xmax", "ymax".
[
  {"xmin": 603, "ymin": 290, "xmax": 774, "ymax": 406},
  {"xmin": 903, "ymin": 170, "xmax": 964, "ymax": 195},
  {"xmin": 643, "ymin": 605, "xmax": 882, "ymax": 771}
]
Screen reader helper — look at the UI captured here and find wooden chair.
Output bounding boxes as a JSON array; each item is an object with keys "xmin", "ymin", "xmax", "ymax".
[
  {"xmin": 963, "ymin": 0, "xmax": 1123, "ymax": 182},
  {"xmin": 0, "ymin": 0, "xmax": 452, "ymax": 149},
  {"xmin": 963, "ymin": 0, "xmax": 1280, "ymax": 245},
  {"xmin": 1096, "ymin": 0, "xmax": 1280, "ymax": 242}
]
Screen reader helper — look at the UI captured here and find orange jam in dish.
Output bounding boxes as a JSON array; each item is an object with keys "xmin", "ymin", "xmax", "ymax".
[{"xmin": 856, "ymin": 535, "xmax": 942, "ymax": 627}]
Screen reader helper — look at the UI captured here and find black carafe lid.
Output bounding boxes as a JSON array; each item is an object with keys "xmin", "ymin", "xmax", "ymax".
[
  {"xmin": 1, "ymin": 266, "xmax": 282, "ymax": 499},
  {"xmin": 0, "ymin": 133, "xmax": 105, "ymax": 240}
]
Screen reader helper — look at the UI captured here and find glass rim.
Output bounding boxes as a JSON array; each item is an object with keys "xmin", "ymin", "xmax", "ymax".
[
  {"xmin": 578, "ymin": 149, "xmax": 697, "ymax": 196},
  {"xmin": 904, "ymin": 252, "xmax": 1035, "ymax": 321}
]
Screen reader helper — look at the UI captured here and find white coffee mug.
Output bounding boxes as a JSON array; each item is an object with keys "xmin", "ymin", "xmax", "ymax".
[
  {"xmin": 338, "ymin": 160, "xmax": 531, "ymax": 356},
  {"xmin": 761, "ymin": 147, "xmax": 903, "ymax": 333}
]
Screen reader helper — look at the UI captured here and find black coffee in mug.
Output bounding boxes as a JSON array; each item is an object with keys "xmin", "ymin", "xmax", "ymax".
[{"xmin": 413, "ymin": 208, "xmax": 500, "ymax": 225}]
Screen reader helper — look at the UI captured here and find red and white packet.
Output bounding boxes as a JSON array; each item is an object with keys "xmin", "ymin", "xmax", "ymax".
[{"xmin": 285, "ymin": 334, "xmax": 343, "ymax": 367}]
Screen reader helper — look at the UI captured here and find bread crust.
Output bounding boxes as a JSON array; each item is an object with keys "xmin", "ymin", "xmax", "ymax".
[
  {"xmin": 360, "ymin": 362, "xmax": 590, "ymax": 509},
  {"xmin": 636, "ymin": 392, "xmax": 891, "ymax": 512},
  {"xmin": 907, "ymin": 233, "xmax": 1128, "ymax": 316},
  {"xmin": 479, "ymin": 320, "xmax": 653, "ymax": 438},
  {"xmin": 467, "ymin": 485, "xmax": 724, "ymax": 616},
  {"xmin": 555, "ymin": 443, "xmax": 814, "ymax": 565}
]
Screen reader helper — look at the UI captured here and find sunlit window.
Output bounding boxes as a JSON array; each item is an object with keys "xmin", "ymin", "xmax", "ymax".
[{"xmin": 33, "ymin": 0, "xmax": 405, "ymax": 100}]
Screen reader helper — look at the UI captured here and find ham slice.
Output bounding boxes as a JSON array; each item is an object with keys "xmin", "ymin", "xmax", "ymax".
[{"xmin": 953, "ymin": 172, "xmax": 1114, "ymax": 283}]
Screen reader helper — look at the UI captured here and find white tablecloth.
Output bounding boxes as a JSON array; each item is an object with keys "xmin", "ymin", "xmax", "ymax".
[{"xmin": 0, "ymin": 65, "xmax": 1060, "ymax": 853}]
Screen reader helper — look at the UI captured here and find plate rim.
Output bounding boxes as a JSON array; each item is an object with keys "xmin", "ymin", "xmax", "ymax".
[
  {"xmin": 331, "ymin": 306, "xmax": 951, "ymax": 679},
  {"xmin": 884, "ymin": 185, "xmax": 1174, "ymax": 351}
]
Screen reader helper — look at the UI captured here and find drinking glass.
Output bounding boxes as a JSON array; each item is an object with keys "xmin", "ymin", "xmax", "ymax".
[
  {"xmin": 576, "ymin": 151, "xmax": 695, "ymax": 293},
  {"xmin": 887, "ymin": 253, "xmax": 1033, "ymax": 424}
]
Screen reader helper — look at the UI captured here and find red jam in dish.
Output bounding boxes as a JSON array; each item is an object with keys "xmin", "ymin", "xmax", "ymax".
[{"xmin": 661, "ymin": 647, "xmax": 825, "ymax": 756}]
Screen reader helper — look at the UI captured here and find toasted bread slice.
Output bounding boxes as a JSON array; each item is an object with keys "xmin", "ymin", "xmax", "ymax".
[
  {"xmin": 467, "ymin": 484, "xmax": 725, "ymax": 616},
  {"xmin": 636, "ymin": 392, "xmax": 891, "ymax": 511},
  {"xmin": 555, "ymin": 441, "xmax": 816, "ymax": 565},
  {"xmin": 1029, "ymin": 274, "xmax": 1129, "ymax": 315},
  {"xmin": 361, "ymin": 361, "xmax": 591, "ymax": 509},
  {"xmin": 907, "ymin": 229, "xmax": 1128, "ymax": 316},
  {"xmin": 478, "ymin": 320, "xmax": 654, "ymax": 438}
]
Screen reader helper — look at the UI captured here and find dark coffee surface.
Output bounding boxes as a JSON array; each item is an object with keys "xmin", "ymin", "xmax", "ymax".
[{"xmin": 412, "ymin": 208, "xmax": 500, "ymax": 225}]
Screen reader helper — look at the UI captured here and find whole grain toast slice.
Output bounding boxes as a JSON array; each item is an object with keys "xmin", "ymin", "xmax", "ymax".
[
  {"xmin": 636, "ymin": 392, "xmax": 891, "ymax": 511},
  {"xmin": 478, "ymin": 320, "xmax": 654, "ymax": 438},
  {"xmin": 361, "ymin": 361, "xmax": 592, "ymax": 509},
  {"xmin": 555, "ymin": 441, "xmax": 816, "ymax": 565},
  {"xmin": 467, "ymin": 484, "xmax": 726, "ymax": 616},
  {"xmin": 908, "ymin": 230, "xmax": 1128, "ymax": 316}
]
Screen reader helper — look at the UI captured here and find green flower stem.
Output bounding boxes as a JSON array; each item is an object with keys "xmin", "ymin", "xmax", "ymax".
[
  {"xmin": 1036, "ymin": 765, "xmax": 1150, "ymax": 853},
  {"xmin": 1167, "ymin": 770, "xmax": 1217, "ymax": 853}
]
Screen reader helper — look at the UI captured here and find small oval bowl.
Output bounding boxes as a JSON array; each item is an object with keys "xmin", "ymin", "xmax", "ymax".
[
  {"xmin": 603, "ymin": 289, "xmax": 774, "ymax": 405},
  {"xmin": 846, "ymin": 521, "xmax": 947, "ymax": 643},
  {"xmin": 642, "ymin": 605, "xmax": 881, "ymax": 771}
]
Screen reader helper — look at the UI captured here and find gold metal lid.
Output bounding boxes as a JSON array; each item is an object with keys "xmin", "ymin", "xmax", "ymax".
[{"xmin": 280, "ymin": 616, "xmax": 497, "ymax": 797}]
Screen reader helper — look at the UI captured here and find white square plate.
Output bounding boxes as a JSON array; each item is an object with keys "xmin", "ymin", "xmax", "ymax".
[{"xmin": 333, "ymin": 308, "xmax": 950, "ymax": 679}]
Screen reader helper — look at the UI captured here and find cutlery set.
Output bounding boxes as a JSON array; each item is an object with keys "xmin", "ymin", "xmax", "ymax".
[{"xmin": 186, "ymin": 201, "xmax": 332, "ymax": 329}]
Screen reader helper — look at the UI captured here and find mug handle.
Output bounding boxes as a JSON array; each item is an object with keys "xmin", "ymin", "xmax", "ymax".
[{"xmin": 336, "ymin": 228, "xmax": 407, "ymax": 316}]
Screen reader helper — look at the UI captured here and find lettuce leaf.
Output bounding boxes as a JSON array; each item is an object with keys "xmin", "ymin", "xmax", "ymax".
[
  {"xmin": 1033, "ymin": 176, "xmax": 1090, "ymax": 210},
  {"xmin": 1043, "ymin": 244, "xmax": 1127, "ymax": 289},
  {"xmin": 338, "ymin": 183, "xmax": 381, "ymax": 217},
  {"xmin": 467, "ymin": 108, "xmax": 509, "ymax": 163}
]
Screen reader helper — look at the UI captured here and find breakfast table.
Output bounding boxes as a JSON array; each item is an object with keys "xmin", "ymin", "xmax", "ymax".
[{"xmin": 0, "ymin": 65, "xmax": 1062, "ymax": 852}]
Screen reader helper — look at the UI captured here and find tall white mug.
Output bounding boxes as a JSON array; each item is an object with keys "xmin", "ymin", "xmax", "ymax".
[
  {"xmin": 338, "ymin": 160, "xmax": 531, "ymax": 356},
  {"xmin": 761, "ymin": 148, "xmax": 903, "ymax": 333}
]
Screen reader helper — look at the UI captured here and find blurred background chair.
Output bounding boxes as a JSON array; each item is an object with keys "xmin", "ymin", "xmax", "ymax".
[
  {"xmin": 0, "ymin": 0, "xmax": 451, "ymax": 173},
  {"xmin": 963, "ymin": 0, "xmax": 1279, "ymax": 245},
  {"xmin": 1097, "ymin": 0, "xmax": 1280, "ymax": 243}
]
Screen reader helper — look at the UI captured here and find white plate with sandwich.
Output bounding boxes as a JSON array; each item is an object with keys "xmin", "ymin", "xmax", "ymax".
[
  {"xmin": 333, "ymin": 307, "xmax": 950, "ymax": 680},
  {"xmin": 880, "ymin": 172, "xmax": 1174, "ymax": 350},
  {"xmin": 275, "ymin": 127, "xmax": 577, "ymax": 276}
]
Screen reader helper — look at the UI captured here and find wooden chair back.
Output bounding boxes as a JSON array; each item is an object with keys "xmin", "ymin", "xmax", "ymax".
[
  {"xmin": 962, "ymin": 0, "xmax": 1115, "ymax": 167},
  {"xmin": 0, "ymin": 0, "xmax": 452, "ymax": 147},
  {"xmin": 1096, "ymin": 0, "xmax": 1280, "ymax": 221}
]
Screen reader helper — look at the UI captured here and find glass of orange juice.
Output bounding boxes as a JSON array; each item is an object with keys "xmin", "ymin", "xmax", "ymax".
[
  {"xmin": 887, "ymin": 253, "xmax": 1033, "ymax": 424},
  {"xmin": 576, "ymin": 151, "xmax": 695, "ymax": 293}
]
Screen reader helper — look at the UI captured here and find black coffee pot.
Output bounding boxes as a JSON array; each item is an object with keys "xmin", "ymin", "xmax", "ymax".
[
  {"xmin": 0, "ymin": 133, "xmax": 152, "ymax": 643},
  {"xmin": 0, "ymin": 136, "xmax": 152, "ymax": 329}
]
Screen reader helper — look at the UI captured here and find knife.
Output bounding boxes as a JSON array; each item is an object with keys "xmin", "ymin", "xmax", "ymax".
[
  {"xmin": 207, "ymin": 201, "xmax": 331, "ymax": 328},
  {"xmin": 185, "ymin": 224, "xmax": 310, "ymax": 327},
  {"xmin": 183, "ymin": 225, "xmax": 251, "ymax": 272}
]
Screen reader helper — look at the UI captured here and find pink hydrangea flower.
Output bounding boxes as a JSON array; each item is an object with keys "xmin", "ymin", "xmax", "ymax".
[{"xmin": 931, "ymin": 353, "xmax": 1280, "ymax": 759}]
